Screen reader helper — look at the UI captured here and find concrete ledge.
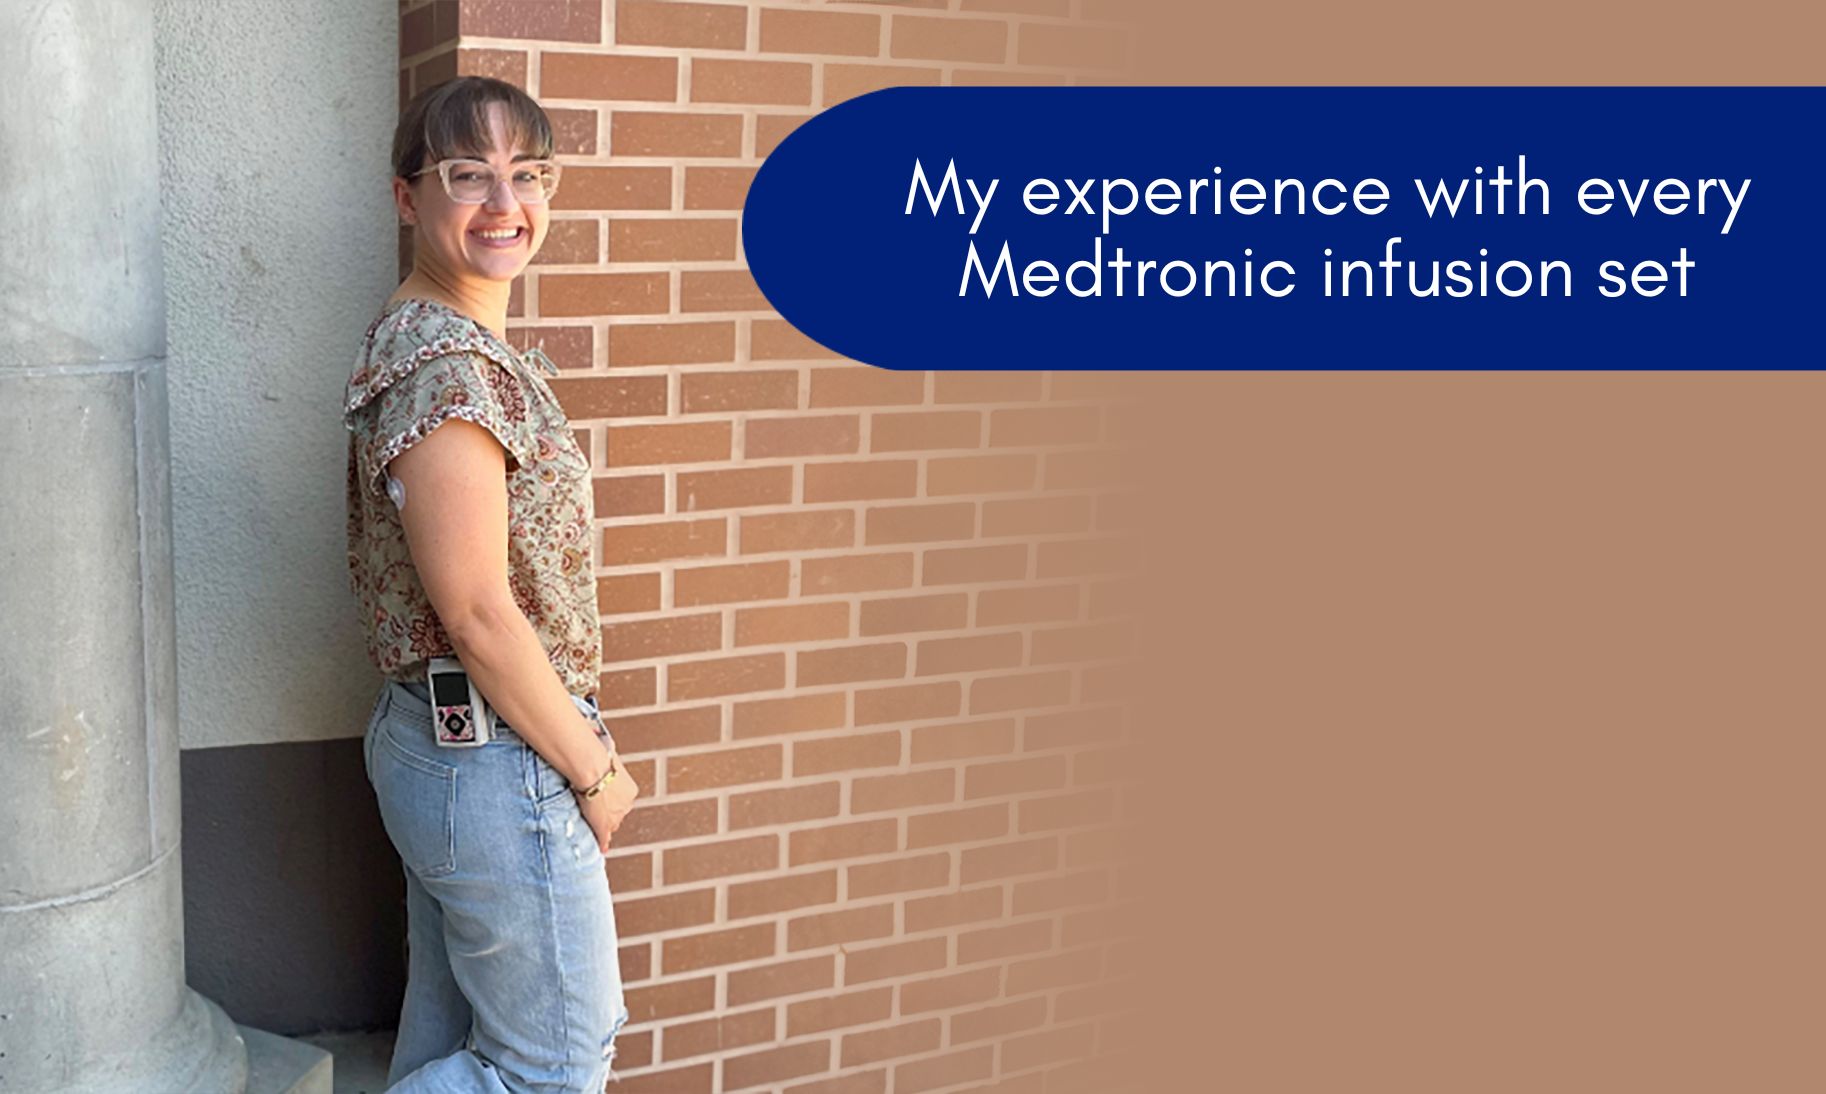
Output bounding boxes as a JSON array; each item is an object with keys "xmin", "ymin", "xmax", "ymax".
[{"xmin": 240, "ymin": 1025, "xmax": 332, "ymax": 1094}]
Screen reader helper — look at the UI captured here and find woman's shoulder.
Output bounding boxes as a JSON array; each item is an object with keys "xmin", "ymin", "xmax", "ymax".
[{"xmin": 344, "ymin": 298, "xmax": 515, "ymax": 420}]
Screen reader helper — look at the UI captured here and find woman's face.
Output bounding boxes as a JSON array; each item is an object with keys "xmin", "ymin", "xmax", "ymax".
[{"xmin": 395, "ymin": 100, "xmax": 550, "ymax": 285}]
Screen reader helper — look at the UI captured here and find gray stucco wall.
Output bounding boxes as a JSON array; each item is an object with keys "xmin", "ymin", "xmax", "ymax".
[{"xmin": 154, "ymin": 0, "xmax": 399, "ymax": 748}]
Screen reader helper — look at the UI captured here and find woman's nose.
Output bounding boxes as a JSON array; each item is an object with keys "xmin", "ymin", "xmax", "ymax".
[{"xmin": 482, "ymin": 176, "xmax": 519, "ymax": 212}]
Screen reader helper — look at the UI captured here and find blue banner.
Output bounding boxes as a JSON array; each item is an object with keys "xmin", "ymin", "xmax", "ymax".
[{"xmin": 742, "ymin": 87, "xmax": 1824, "ymax": 370}]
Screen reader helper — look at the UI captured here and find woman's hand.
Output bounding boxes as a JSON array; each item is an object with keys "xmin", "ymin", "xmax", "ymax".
[{"xmin": 576, "ymin": 751, "xmax": 638, "ymax": 854}]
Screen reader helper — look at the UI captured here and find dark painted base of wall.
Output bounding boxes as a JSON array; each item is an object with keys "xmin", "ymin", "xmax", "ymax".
[{"xmin": 181, "ymin": 736, "xmax": 405, "ymax": 1035}]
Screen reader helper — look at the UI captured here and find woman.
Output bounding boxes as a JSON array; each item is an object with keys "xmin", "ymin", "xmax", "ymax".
[{"xmin": 343, "ymin": 76, "xmax": 640, "ymax": 1092}]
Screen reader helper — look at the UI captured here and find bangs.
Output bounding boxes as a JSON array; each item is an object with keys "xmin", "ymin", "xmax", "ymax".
[{"xmin": 393, "ymin": 77, "xmax": 554, "ymax": 178}]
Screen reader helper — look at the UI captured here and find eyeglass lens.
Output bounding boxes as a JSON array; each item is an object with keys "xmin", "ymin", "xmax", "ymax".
[{"xmin": 445, "ymin": 161, "xmax": 559, "ymax": 204}]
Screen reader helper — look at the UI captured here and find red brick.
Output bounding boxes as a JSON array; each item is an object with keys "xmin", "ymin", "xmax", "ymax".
[
  {"xmin": 983, "ymin": 495, "xmax": 1096, "ymax": 536},
  {"xmin": 597, "ymin": 666, "xmax": 656, "ymax": 709},
  {"xmin": 801, "ymin": 552, "xmax": 915, "ymax": 594},
  {"xmin": 999, "ymin": 1022, "xmax": 1097, "ymax": 1074},
  {"xmin": 692, "ymin": 58, "xmax": 813, "ymax": 106},
  {"xmin": 906, "ymin": 803, "xmax": 1008, "ymax": 849},
  {"xmin": 934, "ymin": 371, "xmax": 1044, "ymax": 404},
  {"xmin": 615, "ymin": 0, "xmax": 747, "ymax": 50},
  {"xmin": 960, "ymin": 836, "xmax": 1058, "ymax": 885},
  {"xmin": 907, "ymin": 888, "xmax": 1005, "ymax": 935},
  {"xmin": 955, "ymin": 918, "xmax": 1052, "ymax": 964},
  {"xmin": 681, "ymin": 269, "xmax": 769, "ymax": 312},
  {"xmin": 507, "ymin": 324, "xmax": 593, "ymax": 370},
  {"xmin": 540, "ymin": 52, "xmax": 677, "ymax": 100},
  {"xmin": 893, "ymin": 1048, "xmax": 994, "ymax": 1094},
  {"xmin": 677, "ymin": 465, "xmax": 794, "ymax": 510},
  {"xmin": 1030, "ymin": 621, "xmax": 1131, "ymax": 664},
  {"xmin": 610, "ymin": 217, "xmax": 739, "ymax": 262},
  {"xmin": 457, "ymin": 47, "xmax": 528, "ymax": 87},
  {"xmin": 617, "ymin": 888, "xmax": 716, "ymax": 937},
  {"xmin": 612, "ymin": 798, "xmax": 719, "ymax": 847},
  {"xmin": 921, "ymin": 543, "xmax": 1028, "ymax": 585},
  {"xmin": 803, "ymin": 460, "xmax": 918, "ymax": 503},
  {"xmin": 1011, "ymin": 869, "xmax": 1110, "ymax": 916},
  {"xmin": 823, "ymin": 63, "xmax": 942, "ymax": 107},
  {"xmin": 858, "ymin": 592, "xmax": 967, "ymax": 636},
  {"xmin": 668, "ymin": 653, "xmax": 785, "ymax": 700},
  {"xmin": 727, "ymin": 954, "xmax": 835, "ymax": 1005},
  {"xmin": 760, "ymin": 8, "xmax": 881, "ymax": 56},
  {"xmin": 988, "ymin": 405, "xmax": 1101, "ymax": 447},
  {"xmin": 667, "ymin": 744, "xmax": 783, "ymax": 791},
  {"xmin": 663, "ymin": 833, "xmax": 779, "ymax": 883},
  {"xmin": 899, "ymin": 968, "xmax": 1000, "ymax": 1016},
  {"xmin": 625, "ymin": 975, "xmax": 717, "ymax": 1023},
  {"xmin": 850, "ymin": 769, "xmax": 955, "ymax": 813},
  {"xmin": 594, "ymin": 474, "xmax": 665, "ymax": 518},
  {"xmin": 662, "ymin": 923, "xmax": 774, "ymax": 973},
  {"xmin": 601, "ymin": 612, "xmax": 722, "ymax": 662},
  {"xmin": 729, "ymin": 782, "xmax": 844, "ymax": 831},
  {"xmin": 1016, "ymin": 788, "xmax": 1116, "ymax": 834},
  {"xmin": 460, "ymin": 0, "xmax": 600, "ymax": 42},
  {"xmin": 723, "ymin": 1040, "xmax": 832, "ymax": 1090},
  {"xmin": 552, "ymin": 165, "xmax": 671, "ymax": 211},
  {"xmin": 617, "ymin": 1061, "xmax": 714, "ymax": 1093},
  {"xmin": 539, "ymin": 271, "xmax": 668, "ymax": 316},
  {"xmin": 793, "ymin": 732, "xmax": 902, "ymax": 777},
  {"xmin": 965, "ymin": 754, "xmax": 1071, "ymax": 800},
  {"xmin": 916, "ymin": 632, "xmax": 1024, "ymax": 676},
  {"xmin": 602, "ymin": 705, "xmax": 721, "ymax": 755},
  {"xmin": 864, "ymin": 502, "xmax": 974, "ymax": 546},
  {"xmin": 732, "ymin": 692, "xmax": 847, "ymax": 738},
  {"xmin": 969, "ymin": 669, "xmax": 1074, "ymax": 714},
  {"xmin": 795, "ymin": 644, "xmax": 906, "ymax": 688},
  {"xmin": 786, "ymin": 903, "xmax": 895, "ymax": 951},
  {"xmin": 840, "ymin": 1018, "xmax": 941, "ymax": 1067},
  {"xmin": 1024, "ymin": 706, "xmax": 1123, "ymax": 751},
  {"xmin": 606, "ymin": 850, "xmax": 653, "ymax": 893},
  {"xmin": 661, "ymin": 1008, "xmax": 776, "ymax": 1062},
  {"xmin": 752, "ymin": 318, "xmax": 841, "ymax": 361},
  {"xmin": 926, "ymin": 453, "xmax": 1037, "ymax": 496},
  {"xmin": 853, "ymin": 681, "xmax": 960, "ymax": 725},
  {"xmin": 1016, "ymin": 22, "xmax": 1129, "ymax": 68},
  {"xmin": 546, "ymin": 107, "xmax": 598, "ymax": 155},
  {"xmin": 809, "ymin": 366, "xmax": 924, "ymax": 408},
  {"xmin": 843, "ymin": 937, "xmax": 947, "ymax": 986},
  {"xmin": 609, "ymin": 320, "xmax": 735, "ymax": 366},
  {"xmin": 977, "ymin": 584, "xmax": 1080, "ymax": 626},
  {"xmin": 890, "ymin": 15, "xmax": 1008, "ymax": 63},
  {"xmin": 735, "ymin": 601, "xmax": 851, "ymax": 646},
  {"xmin": 680, "ymin": 369, "xmax": 799, "ymax": 413},
  {"xmin": 674, "ymin": 559, "xmax": 790, "ymax": 606},
  {"xmin": 612, "ymin": 111, "xmax": 743, "ymax": 157},
  {"xmin": 788, "ymin": 819, "xmax": 898, "ymax": 866},
  {"xmin": 909, "ymin": 718, "xmax": 1018, "ymax": 763},
  {"xmin": 755, "ymin": 114, "xmax": 813, "ymax": 158},
  {"xmin": 786, "ymin": 988, "xmax": 894, "ymax": 1038},
  {"xmin": 684, "ymin": 166, "xmax": 757, "ymax": 210},
  {"xmin": 607, "ymin": 421, "xmax": 731, "ymax": 467},
  {"xmin": 597, "ymin": 570, "xmax": 662, "ymax": 614},
  {"xmin": 745, "ymin": 415, "xmax": 859, "ymax": 458},
  {"xmin": 740, "ymin": 509, "xmax": 855, "ymax": 554},
  {"xmin": 1034, "ymin": 536, "xmax": 1134, "ymax": 578},
  {"xmin": 869, "ymin": 410, "xmax": 980, "ymax": 452},
  {"xmin": 848, "ymin": 853, "xmax": 951, "ymax": 899},
  {"xmin": 951, "ymin": 997, "xmax": 1048, "ymax": 1046},
  {"xmin": 549, "ymin": 374, "xmax": 667, "ymax": 418},
  {"xmin": 728, "ymin": 868, "xmax": 840, "ymax": 918}
]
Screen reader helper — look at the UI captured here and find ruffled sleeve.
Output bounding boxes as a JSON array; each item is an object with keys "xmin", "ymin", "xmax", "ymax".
[{"xmin": 344, "ymin": 345, "xmax": 536, "ymax": 501}]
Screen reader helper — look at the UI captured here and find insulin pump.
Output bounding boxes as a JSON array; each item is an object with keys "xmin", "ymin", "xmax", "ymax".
[{"xmin": 427, "ymin": 656, "xmax": 496, "ymax": 747}]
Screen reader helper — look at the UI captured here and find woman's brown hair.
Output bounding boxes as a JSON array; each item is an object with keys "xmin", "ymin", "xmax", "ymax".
[{"xmin": 391, "ymin": 76, "xmax": 554, "ymax": 179}]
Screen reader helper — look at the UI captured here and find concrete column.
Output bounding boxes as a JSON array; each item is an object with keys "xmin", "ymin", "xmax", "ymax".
[{"xmin": 0, "ymin": 1, "xmax": 247, "ymax": 1090}]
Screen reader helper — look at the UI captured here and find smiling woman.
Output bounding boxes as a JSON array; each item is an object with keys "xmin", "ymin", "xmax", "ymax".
[{"xmin": 341, "ymin": 75, "xmax": 638, "ymax": 1094}]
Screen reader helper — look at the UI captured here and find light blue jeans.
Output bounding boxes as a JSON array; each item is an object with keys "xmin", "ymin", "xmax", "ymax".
[{"xmin": 362, "ymin": 680, "xmax": 630, "ymax": 1092}]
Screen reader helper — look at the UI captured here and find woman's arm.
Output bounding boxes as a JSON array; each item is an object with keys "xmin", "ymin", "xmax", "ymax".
[{"xmin": 388, "ymin": 418, "xmax": 636, "ymax": 843}]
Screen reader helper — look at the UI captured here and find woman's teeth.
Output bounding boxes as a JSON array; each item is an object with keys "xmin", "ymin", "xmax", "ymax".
[{"xmin": 473, "ymin": 227, "xmax": 523, "ymax": 243}]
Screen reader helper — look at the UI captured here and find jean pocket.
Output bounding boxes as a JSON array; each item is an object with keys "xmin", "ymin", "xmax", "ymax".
[{"xmin": 374, "ymin": 727, "xmax": 458, "ymax": 878}]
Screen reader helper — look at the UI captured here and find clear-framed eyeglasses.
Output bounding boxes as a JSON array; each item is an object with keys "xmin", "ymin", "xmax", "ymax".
[{"xmin": 410, "ymin": 158, "xmax": 562, "ymax": 204}]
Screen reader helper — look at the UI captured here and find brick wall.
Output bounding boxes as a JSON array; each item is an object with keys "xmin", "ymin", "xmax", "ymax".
[{"xmin": 396, "ymin": 3, "xmax": 1135, "ymax": 1091}]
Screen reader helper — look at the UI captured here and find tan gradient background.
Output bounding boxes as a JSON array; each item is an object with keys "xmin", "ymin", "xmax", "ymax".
[{"xmin": 1115, "ymin": 3, "xmax": 1826, "ymax": 1092}]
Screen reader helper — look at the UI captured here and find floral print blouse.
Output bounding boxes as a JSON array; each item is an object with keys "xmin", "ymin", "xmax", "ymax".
[{"xmin": 343, "ymin": 297, "xmax": 602, "ymax": 698}]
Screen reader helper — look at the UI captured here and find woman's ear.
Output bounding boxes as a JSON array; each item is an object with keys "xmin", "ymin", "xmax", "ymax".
[{"xmin": 392, "ymin": 176, "xmax": 418, "ymax": 226}]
